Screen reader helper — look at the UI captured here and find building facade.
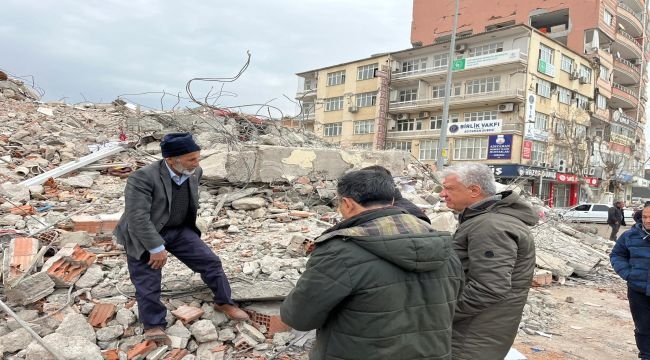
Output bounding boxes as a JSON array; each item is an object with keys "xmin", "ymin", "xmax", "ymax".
[{"xmin": 411, "ymin": 0, "xmax": 649, "ymax": 204}]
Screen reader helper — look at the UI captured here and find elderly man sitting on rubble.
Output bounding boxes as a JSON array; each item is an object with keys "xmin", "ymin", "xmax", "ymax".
[{"xmin": 281, "ymin": 169, "xmax": 463, "ymax": 359}]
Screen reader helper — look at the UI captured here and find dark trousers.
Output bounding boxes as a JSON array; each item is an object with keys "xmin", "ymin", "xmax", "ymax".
[
  {"xmin": 610, "ymin": 223, "xmax": 621, "ymax": 241},
  {"xmin": 628, "ymin": 287, "xmax": 650, "ymax": 359},
  {"xmin": 127, "ymin": 226, "xmax": 234, "ymax": 329}
]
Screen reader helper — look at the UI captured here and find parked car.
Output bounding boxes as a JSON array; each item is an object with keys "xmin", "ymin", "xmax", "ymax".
[{"xmin": 558, "ymin": 203, "xmax": 634, "ymax": 224}]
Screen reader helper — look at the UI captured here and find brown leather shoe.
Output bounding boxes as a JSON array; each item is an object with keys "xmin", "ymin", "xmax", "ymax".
[
  {"xmin": 214, "ymin": 303, "xmax": 249, "ymax": 321},
  {"xmin": 144, "ymin": 327, "xmax": 168, "ymax": 341}
]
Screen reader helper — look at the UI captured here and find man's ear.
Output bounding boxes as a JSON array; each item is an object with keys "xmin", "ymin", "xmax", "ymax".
[{"xmin": 468, "ymin": 185, "xmax": 482, "ymax": 198}]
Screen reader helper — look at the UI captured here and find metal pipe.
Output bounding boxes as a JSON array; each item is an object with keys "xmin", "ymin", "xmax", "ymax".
[
  {"xmin": 436, "ymin": 0, "xmax": 460, "ymax": 170},
  {"xmin": 0, "ymin": 299, "xmax": 66, "ymax": 360}
]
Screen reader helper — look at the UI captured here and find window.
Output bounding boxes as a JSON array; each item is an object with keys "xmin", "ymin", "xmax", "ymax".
[
  {"xmin": 401, "ymin": 58, "xmax": 427, "ymax": 73},
  {"xmin": 553, "ymin": 146, "xmax": 569, "ymax": 165},
  {"xmin": 531, "ymin": 141, "xmax": 546, "ymax": 162},
  {"xmin": 399, "ymin": 89, "xmax": 418, "ymax": 102},
  {"xmin": 534, "ymin": 112, "xmax": 549, "ymax": 131},
  {"xmin": 574, "ymin": 124, "xmax": 587, "ymax": 139},
  {"xmin": 326, "ymin": 70, "xmax": 345, "ymax": 86},
  {"xmin": 593, "ymin": 204, "xmax": 610, "ymax": 212},
  {"xmin": 464, "ymin": 111, "xmax": 498, "ymax": 122},
  {"xmin": 558, "ymin": 87, "xmax": 572, "ymax": 104},
  {"xmin": 396, "ymin": 119, "xmax": 423, "ymax": 131},
  {"xmin": 453, "ymin": 137, "xmax": 488, "ymax": 160},
  {"xmin": 433, "ymin": 53, "xmax": 449, "ymax": 69},
  {"xmin": 554, "ymin": 119, "xmax": 566, "ymax": 136},
  {"xmin": 469, "ymin": 42, "xmax": 504, "ymax": 56},
  {"xmin": 323, "ymin": 123, "xmax": 342, "ymax": 137},
  {"xmin": 539, "ymin": 43, "xmax": 554, "ymax": 63},
  {"xmin": 465, "ymin": 76, "xmax": 500, "ymax": 94},
  {"xmin": 579, "ymin": 65, "xmax": 592, "ymax": 82},
  {"xmin": 431, "ymin": 82, "xmax": 461, "ymax": 98},
  {"xmin": 599, "ymin": 65, "xmax": 609, "ymax": 81},
  {"xmin": 574, "ymin": 204, "xmax": 590, "ymax": 211},
  {"xmin": 324, "ymin": 96, "xmax": 344, "ymax": 111},
  {"xmin": 536, "ymin": 79, "xmax": 551, "ymax": 98},
  {"xmin": 357, "ymin": 63, "xmax": 379, "ymax": 80},
  {"xmin": 419, "ymin": 140, "xmax": 440, "ymax": 160},
  {"xmin": 386, "ymin": 141, "xmax": 412, "ymax": 151},
  {"xmin": 560, "ymin": 55, "xmax": 573, "ymax": 73},
  {"xmin": 430, "ymin": 113, "xmax": 459, "ymax": 129},
  {"xmin": 352, "ymin": 142, "xmax": 373, "ymax": 149},
  {"xmin": 597, "ymin": 94, "xmax": 607, "ymax": 109},
  {"xmin": 575, "ymin": 94, "xmax": 589, "ymax": 109},
  {"xmin": 353, "ymin": 120, "xmax": 374, "ymax": 134},
  {"xmin": 604, "ymin": 10, "xmax": 613, "ymax": 26},
  {"xmin": 356, "ymin": 92, "xmax": 377, "ymax": 107}
]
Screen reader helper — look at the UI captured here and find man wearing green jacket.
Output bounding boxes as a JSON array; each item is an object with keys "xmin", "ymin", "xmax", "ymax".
[
  {"xmin": 281, "ymin": 169, "xmax": 463, "ymax": 360},
  {"xmin": 440, "ymin": 163, "xmax": 537, "ymax": 360}
]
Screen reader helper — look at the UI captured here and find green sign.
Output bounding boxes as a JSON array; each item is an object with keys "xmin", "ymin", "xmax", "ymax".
[
  {"xmin": 538, "ymin": 60, "xmax": 547, "ymax": 74},
  {"xmin": 452, "ymin": 59, "xmax": 466, "ymax": 71}
]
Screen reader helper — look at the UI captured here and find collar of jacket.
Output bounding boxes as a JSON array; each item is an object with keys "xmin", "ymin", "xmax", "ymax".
[
  {"xmin": 320, "ymin": 207, "xmax": 407, "ymax": 236},
  {"xmin": 458, "ymin": 190, "xmax": 511, "ymax": 223}
]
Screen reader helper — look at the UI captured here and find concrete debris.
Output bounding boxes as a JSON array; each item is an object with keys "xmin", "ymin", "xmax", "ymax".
[{"xmin": 0, "ymin": 90, "xmax": 627, "ymax": 359}]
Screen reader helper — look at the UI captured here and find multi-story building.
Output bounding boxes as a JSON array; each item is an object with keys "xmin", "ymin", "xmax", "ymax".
[
  {"xmin": 296, "ymin": 25, "xmax": 599, "ymax": 207},
  {"xmin": 411, "ymin": 0, "xmax": 649, "ymax": 204}
]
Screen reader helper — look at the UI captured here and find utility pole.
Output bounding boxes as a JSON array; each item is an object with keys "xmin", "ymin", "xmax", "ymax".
[{"xmin": 436, "ymin": 0, "xmax": 460, "ymax": 170}]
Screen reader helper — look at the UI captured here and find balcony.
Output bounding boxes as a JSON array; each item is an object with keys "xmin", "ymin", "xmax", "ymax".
[
  {"xmin": 613, "ymin": 57, "xmax": 641, "ymax": 83},
  {"xmin": 611, "ymin": 82, "xmax": 639, "ymax": 109},
  {"xmin": 389, "ymin": 89, "xmax": 525, "ymax": 112},
  {"xmin": 391, "ymin": 50, "xmax": 527, "ymax": 84},
  {"xmin": 617, "ymin": 2, "xmax": 644, "ymax": 36},
  {"xmin": 615, "ymin": 29, "xmax": 643, "ymax": 57},
  {"xmin": 296, "ymin": 88, "xmax": 317, "ymax": 101}
]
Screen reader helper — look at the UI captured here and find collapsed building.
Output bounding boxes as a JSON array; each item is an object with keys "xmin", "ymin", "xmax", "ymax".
[{"xmin": 0, "ymin": 73, "xmax": 624, "ymax": 359}]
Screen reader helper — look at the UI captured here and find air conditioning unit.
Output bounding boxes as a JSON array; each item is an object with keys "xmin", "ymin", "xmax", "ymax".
[
  {"xmin": 455, "ymin": 44, "xmax": 468, "ymax": 53},
  {"xmin": 532, "ymin": 160, "xmax": 540, "ymax": 166},
  {"xmin": 497, "ymin": 103, "xmax": 515, "ymax": 112},
  {"xmin": 387, "ymin": 119, "xmax": 396, "ymax": 130},
  {"xmin": 588, "ymin": 168, "xmax": 596, "ymax": 176},
  {"xmin": 570, "ymin": 71, "xmax": 580, "ymax": 80},
  {"xmin": 348, "ymin": 106, "xmax": 359, "ymax": 113},
  {"xmin": 558, "ymin": 165, "xmax": 567, "ymax": 173},
  {"xmin": 419, "ymin": 111, "xmax": 430, "ymax": 118},
  {"xmin": 557, "ymin": 159, "xmax": 567, "ymax": 172},
  {"xmin": 396, "ymin": 113, "xmax": 409, "ymax": 120},
  {"xmin": 579, "ymin": 76, "xmax": 589, "ymax": 84}
]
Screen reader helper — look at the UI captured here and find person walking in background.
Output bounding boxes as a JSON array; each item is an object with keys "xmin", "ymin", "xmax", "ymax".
[
  {"xmin": 608, "ymin": 200, "xmax": 627, "ymax": 241},
  {"xmin": 610, "ymin": 204, "xmax": 650, "ymax": 360},
  {"xmin": 113, "ymin": 133, "xmax": 248, "ymax": 341},
  {"xmin": 439, "ymin": 163, "xmax": 536, "ymax": 360},
  {"xmin": 281, "ymin": 169, "xmax": 463, "ymax": 360}
]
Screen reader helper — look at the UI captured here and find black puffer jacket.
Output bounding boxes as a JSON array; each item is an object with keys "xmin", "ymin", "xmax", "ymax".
[{"xmin": 281, "ymin": 207, "xmax": 463, "ymax": 360}]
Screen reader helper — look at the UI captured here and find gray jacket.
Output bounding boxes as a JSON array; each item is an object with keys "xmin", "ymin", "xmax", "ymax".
[{"xmin": 113, "ymin": 160, "xmax": 202, "ymax": 259}]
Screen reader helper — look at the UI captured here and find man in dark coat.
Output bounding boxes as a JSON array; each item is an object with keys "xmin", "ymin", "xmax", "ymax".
[
  {"xmin": 611, "ymin": 205, "xmax": 650, "ymax": 359},
  {"xmin": 440, "ymin": 163, "xmax": 537, "ymax": 360},
  {"xmin": 608, "ymin": 200, "xmax": 627, "ymax": 241},
  {"xmin": 362, "ymin": 165, "xmax": 431, "ymax": 223},
  {"xmin": 113, "ymin": 133, "xmax": 248, "ymax": 341},
  {"xmin": 281, "ymin": 169, "xmax": 463, "ymax": 360}
]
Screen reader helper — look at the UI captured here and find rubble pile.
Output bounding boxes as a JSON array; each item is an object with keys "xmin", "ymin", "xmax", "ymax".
[{"xmin": 0, "ymin": 77, "xmax": 624, "ymax": 358}]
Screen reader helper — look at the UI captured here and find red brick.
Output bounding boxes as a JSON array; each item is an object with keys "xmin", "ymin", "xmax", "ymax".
[
  {"xmin": 8, "ymin": 237, "xmax": 40, "ymax": 280},
  {"xmin": 88, "ymin": 303, "xmax": 117, "ymax": 328},
  {"xmin": 101, "ymin": 348, "xmax": 119, "ymax": 360},
  {"xmin": 532, "ymin": 269, "xmax": 553, "ymax": 287},
  {"xmin": 243, "ymin": 303, "xmax": 291, "ymax": 338},
  {"xmin": 171, "ymin": 305, "xmax": 204, "ymax": 324},
  {"xmin": 127, "ymin": 340, "xmax": 156, "ymax": 360},
  {"xmin": 72, "ymin": 215, "xmax": 102, "ymax": 233},
  {"xmin": 42, "ymin": 244, "xmax": 96, "ymax": 286}
]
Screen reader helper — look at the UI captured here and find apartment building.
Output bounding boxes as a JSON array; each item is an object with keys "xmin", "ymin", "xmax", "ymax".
[
  {"xmin": 296, "ymin": 25, "xmax": 598, "ymax": 207},
  {"xmin": 411, "ymin": 0, "xmax": 649, "ymax": 204}
]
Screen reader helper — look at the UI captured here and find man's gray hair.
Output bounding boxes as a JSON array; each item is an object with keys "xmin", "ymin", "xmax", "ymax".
[{"xmin": 442, "ymin": 163, "xmax": 497, "ymax": 196}]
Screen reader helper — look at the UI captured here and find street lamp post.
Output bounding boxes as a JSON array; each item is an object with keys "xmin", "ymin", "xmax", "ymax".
[{"xmin": 436, "ymin": 0, "xmax": 460, "ymax": 170}]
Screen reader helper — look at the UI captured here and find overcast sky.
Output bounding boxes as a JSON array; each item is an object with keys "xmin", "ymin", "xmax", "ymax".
[{"xmin": 1, "ymin": 0, "xmax": 412, "ymax": 117}]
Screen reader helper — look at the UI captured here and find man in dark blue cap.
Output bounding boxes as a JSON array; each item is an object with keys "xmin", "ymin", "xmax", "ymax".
[{"xmin": 114, "ymin": 132, "xmax": 248, "ymax": 341}]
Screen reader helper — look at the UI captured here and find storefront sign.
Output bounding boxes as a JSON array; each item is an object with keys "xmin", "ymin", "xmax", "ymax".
[
  {"xmin": 487, "ymin": 134, "xmax": 513, "ymax": 160},
  {"xmin": 583, "ymin": 177, "xmax": 600, "ymax": 187},
  {"xmin": 610, "ymin": 133, "xmax": 633, "ymax": 146},
  {"xmin": 523, "ymin": 91, "xmax": 537, "ymax": 140},
  {"xmin": 448, "ymin": 119, "xmax": 502, "ymax": 135},
  {"xmin": 489, "ymin": 164, "xmax": 556, "ymax": 180},
  {"xmin": 555, "ymin": 173, "xmax": 578, "ymax": 183},
  {"xmin": 522, "ymin": 140, "xmax": 532, "ymax": 160},
  {"xmin": 452, "ymin": 49, "xmax": 520, "ymax": 71}
]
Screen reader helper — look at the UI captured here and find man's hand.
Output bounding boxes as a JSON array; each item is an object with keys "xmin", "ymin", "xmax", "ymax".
[{"xmin": 148, "ymin": 250, "xmax": 168, "ymax": 269}]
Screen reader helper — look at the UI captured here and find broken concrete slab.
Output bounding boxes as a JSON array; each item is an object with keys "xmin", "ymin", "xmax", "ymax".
[
  {"xmin": 5, "ymin": 271, "xmax": 55, "ymax": 305},
  {"xmin": 0, "ymin": 182, "xmax": 30, "ymax": 202},
  {"xmin": 75, "ymin": 264, "xmax": 105, "ymax": 289},
  {"xmin": 231, "ymin": 197, "xmax": 266, "ymax": 210},
  {"xmin": 190, "ymin": 319, "xmax": 219, "ymax": 343},
  {"xmin": 56, "ymin": 312, "xmax": 97, "ymax": 343}
]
